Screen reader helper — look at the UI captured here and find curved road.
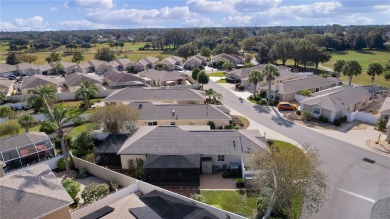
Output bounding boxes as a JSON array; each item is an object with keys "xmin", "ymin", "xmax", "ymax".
[{"xmin": 205, "ymin": 80, "xmax": 390, "ymax": 219}]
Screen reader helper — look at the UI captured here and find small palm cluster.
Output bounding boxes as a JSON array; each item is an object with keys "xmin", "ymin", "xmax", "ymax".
[
  {"xmin": 333, "ymin": 60, "xmax": 389, "ymax": 85},
  {"xmin": 249, "ymin": 64, "xmax": 280, "ymax": 99}
]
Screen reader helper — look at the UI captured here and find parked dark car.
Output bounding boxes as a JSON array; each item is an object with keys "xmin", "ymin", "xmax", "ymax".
[{"xmin": 7, "ymin": 75, "xmax": 16, "ymax": 80}]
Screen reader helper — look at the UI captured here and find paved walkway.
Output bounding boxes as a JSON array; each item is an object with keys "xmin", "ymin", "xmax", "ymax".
[{"xmin": 200, "ymin": 173, "xmax": 236, "ymax": 189}]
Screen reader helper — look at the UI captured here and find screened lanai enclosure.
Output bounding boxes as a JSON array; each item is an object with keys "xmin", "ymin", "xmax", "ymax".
[
  {"xmin": 0, "ymin": 133, "xmax": 55, "ymax": 173},
  {"xmin": 143, "ymin": 154, "xmax": 200, "ymax": 187}
]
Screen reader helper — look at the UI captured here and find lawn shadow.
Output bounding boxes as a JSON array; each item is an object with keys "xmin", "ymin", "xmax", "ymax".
[
  {"xmin": 331, "ymin": 51, "xmax": 348, "ymax": 55},
  {"xmin": 356, "ymin": 50, "xmax": 374, "ymax": 55},
  {"xmin": 253, "ymin": 105, "xmax": 271, "ymax": 114}
]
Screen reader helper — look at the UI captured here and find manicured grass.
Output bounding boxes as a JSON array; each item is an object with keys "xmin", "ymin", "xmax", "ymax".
[
  {"xmin": 216, "ymin": 79, "xmax": 227, "ymax": 83},
  {"xmin": 208, "ymin": 72, "xmax": 226, "ymax": 77},
  {"xmin": 322, "ymin": 50, "xmax": 390, "ymax": 87},
  {"xmin": 237, "ymin": 115, "xmax": 250, "ymax": 129},
  {"xmin": 200, "ymin": 190, "xmax": 258, "ymax": 218},
  {"xmin": 68, "ymin": 122, "xmax": 96, "ymax": 139}
]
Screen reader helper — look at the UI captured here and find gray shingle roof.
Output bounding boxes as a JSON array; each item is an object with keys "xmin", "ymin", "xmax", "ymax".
[
  {"xmin": 211, "ymin": 53, "xmax": 243, "ymax": 63},
  {"xmin": 0, "ymin": 132, "xmax": 50, "ymax": 153},
  {"xmin": 16, "ymin": 63, "xmax": 39, "ymax": 71},
  {"xmin": 184, "ymin": 55, "xmax": 206, "ymax": 65},
  {"xmin": 128, "ymin": 102, "xmax": 231, "ymax": 120},
  {"xmin": 0, "ymin": 79, "xmax": 13, "ymax": 90},
  {"xmin": 77, "ymin": 61, "xmax": 92, "ymax": 69},
  {"xmin": 0, "ymin": 164, "xmax": 73, "ymax": 219},
  {"xmin": 379, "ymin": 97, "xmax": 390, "ymax": 114},
  {"xmin": 0, "ymin": 63, "xmax": 17, "ymax": 73},
  {"xmin": 105, "ymin": 69, "xmax": 145, "ymax": 85},
  {"xmin": 228, "ymin": 65, "xmax": 296, "ymax": 79},
  {"xmin": 103, "ymin": 87, "xmax": 205, "ymax": 103},
  {"xmin": 160, "ymin": 56, "xmax": 184, "ymax": 65},
  {"xmin": 94, "ymin": 133, "xmax": 131, "ymax": 154},
  {"xmin": 88, "ymin": 59, "xmax": 107, "ymax": 67},
  {"xmin": 144, "ymin": 154, "xmax": 200, "ymax": 168},
  {"xmin": 118, "ymin": 126, "xmax": 266, "ymax": 155},
  {"xmin": 271, "ymin": 75, "xmax": 341, "ymax": 94},
  {"xmin": 138, "ymin": 69, "xmax": 186, "ymax": 82},
  {"xmin": 20, "ymin": 75, "xmax": 58, "ymax": 89},
  {"xmin": 300, "ymin": 86, "xmax": 371, "ymax": 111},
  {"xmin": 65, "ymin": 72, "xmax": 102, "ymax": 86}
]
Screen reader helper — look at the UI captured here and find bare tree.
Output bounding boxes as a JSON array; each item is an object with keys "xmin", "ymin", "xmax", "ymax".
[{"xmin": 251, "ymin": 141, "xmax": 328, "ymax": 219}]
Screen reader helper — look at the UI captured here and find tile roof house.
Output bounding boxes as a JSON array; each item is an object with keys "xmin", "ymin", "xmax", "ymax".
[
  {"xmin": 264, "ymin": 74, "xmax": 342, "ymax": 102},
  {"xmin": 103, "ymin": 87, "xmax": 205, "ymax": 104},
  {"xmin": 138, "ymin": 69, "xmax": 187, "ymax": 86},
  {"xmin": 107, "ymin": 59, "xmax": 132, "ymax": 71},
  {"xmin": 65, "ymin": 72, "xmax": 103, "ymax": 92},
  {"xmin": 88, "ymin": 59, "xmax": 109, "ymax": 74},
  {"xmin": 132, "ymin": 56, "xmax": 160, "ymax": 72},
  {"xmin": 117, "ymin": 126, "xmax": 266, "ymax": 185},
  {"xmin": 210, "ymin": 53, "xmax": 244, "ymax": 66},
  {"xmin": 183, "ymin": 55, "xmax": 207, "ymax": 70},
  {"xmin": 104, "ymin": 69, "xmax": 147, "ymax": 88},
  {"xmin": 128, "ymin": 102, "xmax": 232, "ymax": 127},
  {"xmin": 0, "ymin": 63, "xmax": 17, "ymax": 77},
  {"xmin": 20, "ymin": 74, "xmax": 58, "ymax": 94},
  {"xmin": 57, "ymin": 61, "xmax": 77, "ymax": 74},
  {"xmin": 0, "ymin": 164, "xmax": 73, "ymax": 219},
  {"xmin": 0, "ymin": 79, "xmax": 14, "ymax": 96},
  {"xmin": 159, "ymin": 56, "xmax": 184, "ymax": 71},
  {"xmin": 300, "ymin": 86, "xmax": 371, "ymax": 122},
  {"xmin": 73, "ymin": 61, "xmax": 93, "ymax": 73}
]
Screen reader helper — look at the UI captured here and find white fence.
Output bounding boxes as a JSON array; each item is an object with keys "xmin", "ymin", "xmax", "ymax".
[
  {"xmin": 342, "ymin": 111, "xmax": 379, "ymax": 124},
  {"xmin": 294, "ymin": 94, "xmax": 310, "ymax": 102}
]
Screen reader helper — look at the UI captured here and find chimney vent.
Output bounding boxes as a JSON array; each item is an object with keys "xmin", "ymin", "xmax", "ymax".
[{"xmin": 172, "ymin": 110, "xmax": 175, "ymax": 117}]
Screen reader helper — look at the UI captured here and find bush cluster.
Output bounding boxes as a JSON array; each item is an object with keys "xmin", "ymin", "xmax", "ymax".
[
  {"xmin": 319, "ymin": 115, "xmax": 329, "ymax": 123},
  {"xmin": 57, "ymin": 157, "xmax": 74, "ymax": 171}
]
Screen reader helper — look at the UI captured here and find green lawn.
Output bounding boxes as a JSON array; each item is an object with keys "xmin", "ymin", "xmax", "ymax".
[
  {"xmin": 322, "ymin": 50, "xmax": 390, "ymax": 87},
  {"xmin": 68, "ymin": 122, "xmax": 96, "ymax": 139},
  {"xmin": 200, "ymin": 190, "xmax": 258, "ymax": 218},
  {"xmin": 208, "ymin": 72, "xmax": 226, "ymax": 77},
  {"xmin": 216, "ymin": 79, "xmax": 227, "ymax": 83}
]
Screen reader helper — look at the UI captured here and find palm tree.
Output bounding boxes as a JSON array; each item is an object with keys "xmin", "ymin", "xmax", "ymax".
[
  {"xmin": 367, "ymin": 63, "xmax": 384, "ymax": 85},
  {"xmin": 333, "ymin": 60, "xmax": 346, "ymax": 79},
  {"xmin": 27, "ymin": 85, "xmax": 56, "ymax": 113},
  {"xmin": 248, "ymin": 70, "xmax": 263, "ymax": 96},
  {"xmin": 262, "ymin": 64, "xmax": 280, "ymax": 100},
  {"xmin": 45, "ymin": 105, "xmax": 74, "ymax": 174},
  {"xmin": 341, "ymin": 60, "xmax": 362, "ymax": 86},
  {"xmin": 18, "ymin": 114, "xmax": 37, "ymax": 133},
  {"xmin": 75, "ymin": 81, "xmax": 99, "ymax": 109},
  {"xmin": 55, "ymin": 63, "xmax": 64, "ymax": 75},
  {"xmin": 0, "ymin": 91, "xmax": 6, "ymax": 103}
]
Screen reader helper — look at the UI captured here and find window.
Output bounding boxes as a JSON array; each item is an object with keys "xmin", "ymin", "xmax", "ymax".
[
  {"xmin": 218, "ymin": 155, "xmax": 225, "ymax": 161},
  {"xmin": 315, "ymin": 88, "xmax": 320, "ymax": 92},
  {"xmin": 147, "ymin": 121, "xmax": 157, "ymax": 126},
  {"xmin": 313, "ymin": 107, "xmax": 321, "ymax": 115},
  {"xmin": 171, "ymin": 122, "xmax": 176, "ymax": 125}
]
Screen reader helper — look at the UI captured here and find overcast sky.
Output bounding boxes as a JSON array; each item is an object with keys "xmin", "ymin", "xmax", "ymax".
[{"xmin": 1, "ymin": 0, "xmax": 389, "ymax": 31}]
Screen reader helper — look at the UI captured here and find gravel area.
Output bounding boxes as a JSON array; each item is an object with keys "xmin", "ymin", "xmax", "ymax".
[{"xmin": 371, "ymin": 197, "xmax": 390, "ymax": 219}]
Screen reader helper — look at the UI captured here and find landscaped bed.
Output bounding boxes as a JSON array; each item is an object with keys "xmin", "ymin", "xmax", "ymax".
[{"xmin": 200, "ymin": 190, "xmax": 258, "ymax": 218}]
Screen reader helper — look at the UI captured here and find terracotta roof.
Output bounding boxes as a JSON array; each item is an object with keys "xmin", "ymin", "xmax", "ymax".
[{"xmin": 20, "ymin": 74, "xmax": 58, "ymax": 90}]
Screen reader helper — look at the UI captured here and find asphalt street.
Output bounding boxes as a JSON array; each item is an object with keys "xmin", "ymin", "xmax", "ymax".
[{"xmin": 205, "ymin": 80, "xmax": 390, "ymax": 219}]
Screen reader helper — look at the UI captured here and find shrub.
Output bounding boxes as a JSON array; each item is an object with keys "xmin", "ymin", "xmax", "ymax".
[
  {"xmin": 238, "ymin": 85, "xmax": 245, "ymax": 91},
  {"xmin": 72, "ymin": 131, "xmax": 94, "ymax": 157},
  {"xmin": 73, "ymin": 116, "xmax": 85, "ymax": 126},
  {"xmin": 236, "ymin": 178, "xmax": 245, "ymax": 188},
  {"xmin": 62, "ymin": 179, "xmax": 80, "ymax": 202},
  {"xmin": 296, "ymin": 110, "xmax": 301, "ymax": 115},
  {"xmin": 191, "ymin": 194, "xmax": 207, "ymax": 203},
  {"xmin": 298, "ymin": 89, "xmax": 312, "ymax": 97},
  {"xmin": 0, "ymin": 120, "xmax": 21, "ymax": 137},
  {"xmin": 341, "ymin": 115, "xmax": 347, "ymax": 123},
  {"xmin": 57, "ymin": 157, "xmax": 74, "ymax": 171},
  {"xmin": 333, "ymin": 119, "xmax": 341, "ymax": 126},
  {"xmin": 39, "ymin": 122, "xmax": 57, "ymax": 134},
  {"xmin": 259, "ymin": 91, "xmax": 266, "ymax": 98},
  {"xmin": 0, "ymin": 106, "xmax": 15, "ymax": 119},
  {"xmin": 110, "ymin": 181, "xmax": 119, "ymax": 191},
  {"xmin": 76, "ymin": 168, "xmax": 88, "ymax": 179},
  {"xmin": 222, "ymin": 170, "xmax": 231, "ymax": 178},
  {"xmin": 133, "ymin": 168, "xmax": 144, "ymax": 180},
  {"xmin": 319, "ymin": 116, "xmax": 329, "ymax": 123},
  {"xmin": 259, "ymin": 98, "xmax": 268, "ymax": 105},
  {"xmin": 224, "ymin": 124, "xmax": 235, "ymax": 129},
  {"xmin": 81, "ymin": 183, "xmax": 109, "ymax": 204},
  {"xmin": 302, "ymin": 111, "xmax": 312, "ymax": 121},
  {"xmin": 377, "ymin": 118, "xmax": 387, "ymax": 131},
  {"xmin": 207, "ymin": 121, "xmax": 216, "ymax": 129}
]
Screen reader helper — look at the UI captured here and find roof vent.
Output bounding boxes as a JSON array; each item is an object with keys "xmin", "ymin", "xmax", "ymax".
[
  {"xmin": 233, "ymin": 140, "xmax": 236, "ymax": 151},
  {"xmin": 172, "ymin": 109, "xmax": 175, "ymax": 117}
]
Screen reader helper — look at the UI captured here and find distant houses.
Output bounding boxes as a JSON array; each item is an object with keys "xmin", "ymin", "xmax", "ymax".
[
  {"xmin": 184, "ymin": 55, "xmax": 207, "ymax": 70},
  {"xmin": 20, "ymin": 74, "xmax": 60, "ymax": 94}
]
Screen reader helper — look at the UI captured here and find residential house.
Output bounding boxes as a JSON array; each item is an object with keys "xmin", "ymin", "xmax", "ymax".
[
  {"xmin": 57, "ymin": 61, "xmax": 77, "ymax": 74},
  {"xmin": 64, "ymin": 72, "xmax": 103, "ymax": 92},
  {"xmin": 210, "ymin": 53, "xmax": 244, "ymax": 66},
  {"xmin": 72, "ymin": 61, "xmax": 93, "ymax": 73},
  {"xmin": 138, "ymin": 69, "xmax": 186, "ymax": 86},
  {"xmin": 0, "ymin": 132, "xmax": 55, "ymax": 173},
  {"xmin": 159, "ymin": 56, "xmax": 184, "ymax": 70},
  {"xmin": 0, "ymin": 164, "xmax": 73, "ymax": 219},
  {"xmin": 38, "ymin": 63, "xmax": 57, "ymax": 75},
  {"xmin": 94, "ymin": 133, "xmax": 131, "ymax": 168},
  {"xmin": 0, "ymin": 63, "xmax": 17, "ymax": 77},
  {"xmin": 132, "ymin": 56, "xmax": 159, "ymax": 72},
  {"xmin": 264, "ymin": 75, "xmax": 342, "ymax": 102},
  {"xmin": 183, "ymin": 55, "xmax": 207, "ymax": 70},
  {"xmin": 104, "ymin": 69, "xmax": 147, "ymax": 88},
  {"xmin": 88, "ymin": 59, "xmax": 109, "ymax": 74},
  {"xmin": 103, "ymin": 87, "xmax": 205, "ymax": 104},
  {"xmin": 128, "ymin": 102, "xmax": 232, "ymax": 127},
  {"xmin": 15, "ymin": 63, "xmax": 39, "ymax": 76},
  {"xmin": 379, "ymin": 97, "xmax": 390, "ymax": 119},
  {"xmin": 300, "ymin": 86, "xmax": 371, "ymax": 122},
  {"xmin": 0, "ymin": 79, "xmax": 14, "ymax": 96},
  {"xmin": 20, "ymin": 74, "xmax": 59, "ymax": 94},
  {"xmin": 116, "ymin": 126, "xmax": 266, "ymax": 186},
  {"xmin": 107, "ymin": 59, "xmax": 132, "ymax": 71}
]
